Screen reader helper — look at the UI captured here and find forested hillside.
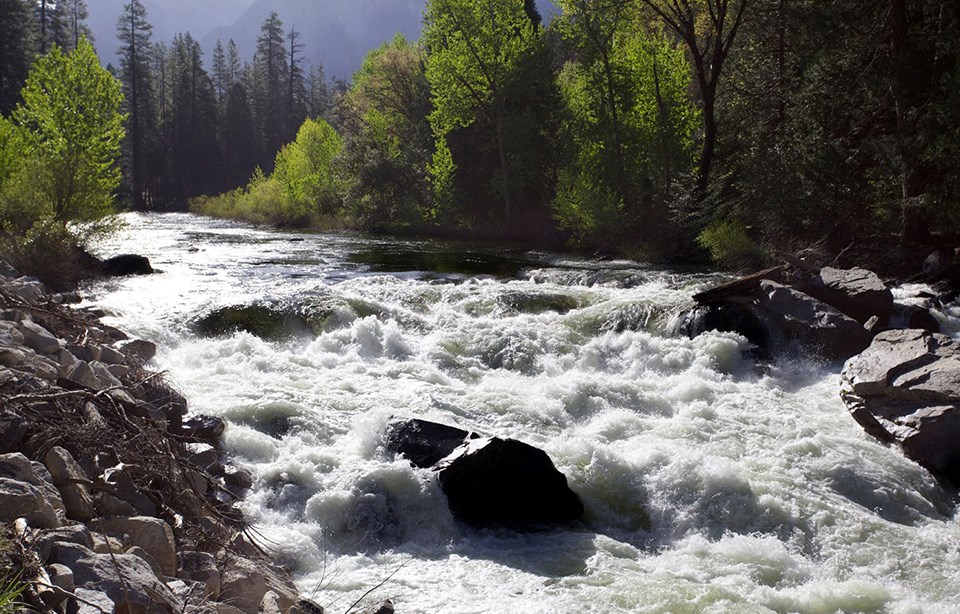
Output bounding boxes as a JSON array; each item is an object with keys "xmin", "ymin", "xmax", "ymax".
[{"xmin": 2, "ymin": 0, "xmax": 958, "ymax": 267}]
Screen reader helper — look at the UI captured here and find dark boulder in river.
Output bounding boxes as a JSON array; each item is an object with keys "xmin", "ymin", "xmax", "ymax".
[
  {"xmin": 386, "ymin": 419, "xmax": 583, "ymax": 529},
  {"xmin": 192, "ymin": 305, "xmax": 314, "ymax": 340},
  {"xmin": 100, "ymin": 254, "xmax": 154, "ymax": 277},
  {"xmin": 841, "ymin": 329, "xmax": 960, "ymax": 485}
]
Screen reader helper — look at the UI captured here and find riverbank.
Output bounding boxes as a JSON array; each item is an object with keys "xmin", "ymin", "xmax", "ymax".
[{"xmin": 0, "ymin": 262, "xmax": 320, "ymax": 613}]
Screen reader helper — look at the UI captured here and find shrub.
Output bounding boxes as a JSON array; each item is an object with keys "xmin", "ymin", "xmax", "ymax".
[{"xmin": 696, "ymin": 218, "xmax": 764, "ymax": 270}]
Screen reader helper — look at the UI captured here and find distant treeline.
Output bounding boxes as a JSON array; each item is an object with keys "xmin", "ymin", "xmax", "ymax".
[{"xmin": 2, "ymin": 0, "xmax": 959, "ymax": 265}]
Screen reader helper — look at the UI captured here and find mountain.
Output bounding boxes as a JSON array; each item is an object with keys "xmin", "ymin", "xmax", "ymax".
[{"xmin": 88, "ymin": 0, "xmax": 559, "ymax": 78}]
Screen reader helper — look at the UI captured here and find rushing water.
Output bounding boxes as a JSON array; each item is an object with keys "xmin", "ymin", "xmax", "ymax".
[{"xmin": 86, "ymin": 212, "xmax": 960, "ymax": 614}]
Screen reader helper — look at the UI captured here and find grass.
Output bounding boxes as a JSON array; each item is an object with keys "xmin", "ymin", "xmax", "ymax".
[{"xmin": 0, "ymin": 527, "xmax": 26, "ymax": 614}]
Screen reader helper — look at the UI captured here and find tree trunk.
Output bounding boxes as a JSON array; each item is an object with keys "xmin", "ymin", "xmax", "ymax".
[
  {"xmin": 698, "ymin": 89, "xmax": 717, "ymax": 198},
  {"xmin": 601, "ymin": 47, "xmax": 631, "ymax": 209},
  {"xmin": 495, "ymin": 98, "xmax": 512, "ymax": 225}
]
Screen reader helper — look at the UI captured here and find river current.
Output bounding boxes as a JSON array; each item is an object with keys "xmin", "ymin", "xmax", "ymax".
[{"xmin": 86, "ymin": 213, "xmax": 960, "ymax": 613}]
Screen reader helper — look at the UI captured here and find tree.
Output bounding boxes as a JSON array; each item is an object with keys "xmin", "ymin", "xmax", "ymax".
[
  {"xmin": 423, "ymin": 0, "xmax": 538, "ymax": 225},
  {"xmin": 640, "ymin": 0, "xmax": 748, "ymax": 197},
  {"xmin": 0, "ymin": 0, "xmax": 34, "ymax": 116},
  {"xmin": 252, "ymin": 12, "xmax": 287, "ymax": 169},
  {"xmin": 274, "ymin": 117, "xmax": 342, "ymax": 217},
  {"xmin": 64, "ymin": 0, "xmax": 93, "ymax": 51},
  {"xmin": 116, "ymin": 0, "xmax": 155, "ymax": 208},
  {"xmin": 34, "ymin": 0, "xmax": 69, "ymax": 54},
  {"xmin": 11, "ymin": 39, "xmax": 124, "ymax": 223},
  {"xmin": 211, "ymin": 39, "xmax": 228, "ymax": 100},
  {"xmin": 284, "ymin": 28, "xmax": 308, "ymax": 144}
]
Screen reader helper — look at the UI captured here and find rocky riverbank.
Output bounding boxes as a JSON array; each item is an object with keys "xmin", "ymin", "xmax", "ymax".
[
  {"xmin": 681, "ymin": 250, "xmax": 960, "ymax": 488},
  {"xmin": 0, "ymin": 263, "xmax": 322, "ymax": 613}
]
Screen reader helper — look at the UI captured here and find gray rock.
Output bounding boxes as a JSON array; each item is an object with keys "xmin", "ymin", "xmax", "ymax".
[
  {"xmin": 47, "ymin": 563, "xmax": 75, "ymax": 594},
  {"xmin": 91, "ymin": 532, "xmax": 125, "ymax": 554},
  {"xmin": 0, "ymin": 411, "xmax": 28, "ymax": 454},
  {"xmin": 50, "ymin": 541, "xmax": 180, "ymax": 614},
  {"xmin": 220, "ymin": 555, "xmax": 267, "ymax": 614},
  {"xmin": 100, "ymin": 466, "xmax": 156, "ymax": 516},
  {"xmin": 179, "ymin": 551, "xmax": 221, "ymax": 599},
  {"xmin": 90, "ymin": 516, "xmax": 178, "ymax": 578},
  {"xmin": 91, "ymin": 361, "xmax": 122, "ymax": 389},
  {"xmin": 121, "ymin": 339, "xmax": 157, "ymax": 363},
  {"xmin": 19, "ymin": 320, "xmax": 63, "ymax": 355},
  {"xmin": 759, "ymin": 281, "xmax": 872, "ymax": 361},
  {"xmin": 0, "ymin": 259, "xmax": 18, "ymax": 278},
  {"xmin": 99, "ymin": 345, "xmax": 126, "ymax": 365},
  {"xmin": 9, "ymin": 280, "xmax": 45, "ymax": 304},
  {"xmin": 180, "ymin": 415, "xmax": 226, "ymax": 440},
  {"xmin": 73, "ymin": 587, "xmax": 115, "ymax": 614},
  {"xmin": 841, "ymin": 329, "xmax": 960, "ymax": 484},
  {"xmin": 45, "ymin": 446, "xmax": 95, "ymax": 522},
  {"xmin": 222, "ymin": 464, "xmax": 253, "ymax": 490},
  {"xmin": 185, "ymin": 443, "xmax": 218, "ymax": 470},
  {"xmin": 66, "ymin": 361, "xmax": 99, "ymax": 389},
  {"xmin": 818, "ymin": 266, "xmax": 894, "ymax": 324},
  {"xmin": 0, "ymin": 453, "xmax": 65, "ymax": 527},
  {"xmin": 261, "ymin": 591, "xmax": 283, "ymax": 614}
]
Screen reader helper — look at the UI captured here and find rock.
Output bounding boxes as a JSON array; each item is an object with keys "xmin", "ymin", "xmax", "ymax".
[
  {"xmin": 0, "ymin": 411, "xmax": 28, "ymax": 453},
  {"xmin": 436, "ymin": 436, "xmax": 583, "ymax": 529},
  {"xmin": 810, "ymin": 267, "xmax": 895, "ymax": 324},
  {"xmin": 261, "ymin": 591, "xmax": 283, "ymax": 614},
  {"xmin": 44, "ymin": 446, "xmax": 95, "ymax": 522},
  {"xmin": 386, "ymin": 419, "xmax": 472, "ymax": 468},
  {"xmin": 191, "ymin": 305, "xmax": 314, "ymax": 340},
  {"xmin": 50, "ymin": 541, "xmax": 180, "ymax": 613},
  {"xmin": 98, "ymin": 492, "xmax": 139, "ymax": 517},
  {"xmin": 891, "ymin": 304, "xmax": 940, "ymax": 334},
  {"xmin": 91, "ymin": 532, "xmax": 125, "ymax": 554},
  {"xmin": 19, "ymin": 320, "xmax": 64, "ymax": 354},
  {"xmin": 121, "ymin": 339, "xmax": 157, "ymax": 363},
  {"xmin": 9, "ymin": 279, "xmax": 46, "ymax": 304},
  {"xmin": 179, "ymin": 551, "xmax": 221, "ymax": 599},
  {"xmin": 100, "ymin": 254, "xmax": 154, "ymax": 277},
  {"xmin": 841, "ymin": 329, "xmax": 960, "ymax": 484},
  {"xmin": 65, "ymin": 361, "xmax": 99, "ymax": 389},
  {"xmin": 185, "ymin": 442, "xmax": 218, "ymax": 469},
  {"xmin": 374, "ymin": 600, "xmax": 395, "ymax": 614},
  {"xmin": 47, "ymin": 562, "xmax": 75, "ymax": 595},
  {"xmin": 674, "ymin": 302, "xmax": 779, "ymax": 357},
  {"xmin": 0, "ymin": 452, "xmax": 65, "ymax": 527},
  {"xmin": 0, "ymin": 260, "xmax": 18, "ymax": 278},
  {"xmin": 220, "ymin": 555, "xmax": 267, "ymax": 614},
  {"xmin": 922, "ymin": 250, "xmax": 956, "ymax": 282},
  {"xmin": 98, "ymin": 345, "xmax": 126, "ymax": 365},
  {"xmin": 100, "ymin": 466, "xmax": 157, "ymax": 516},
  {"xmin": 222, "ymin": 464, "xmax": 253, "ymax": 490},
  {"xmin": 90, "ymin": 516, "xmax": 177, "ymax": 578},
  {"xmin": 73, "ymin": 587, "xmax": 115, "ymax": 614},
  {"xmin": 295, "ymin": 600, "xmax": 326, "ymax": 614},
  {"xmin": 181, "ymin": 415, "xmax": 226, "ymax": 440},
  {"xmin": 34, "ymin": 525, "xmax": 95, "ymax": 560},
  {"xmin": 759, "ymin": 281, "xmax": 871, "ymax": 361}
]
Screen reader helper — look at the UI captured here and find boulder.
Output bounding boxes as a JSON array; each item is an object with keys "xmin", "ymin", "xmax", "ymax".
[
  {"xmin": 0, "ymin": 452, "xmax": 65, "ymax": 527},
  {"xmin": 812, "ymin": 267, "xmax": 894, "ymax": 324},
  {"xmin": 121, "ymin": 339, "xmax": 157, "ymax": 363},
  {"xmin": 50, "ymin": 541, "xmax": 180, "ymax": 613},
  {"xmin": 759, "ymin": 281, "xmax": 871, "ymax": 361},
  {"xmin": 385, "ymin": 419, "xmax": 473, "ymax": 468},
  {"xmin": 191, "ymin": 305, "xmax": 314, "ymax": 341},
  {"xmin": 90, "ymin": 516, "xmax": 177, "ymax": 578},
  {"xmin": 841, "ymin": 329, "xmax": 960, "ymax": 484},
  {"xmin": 436, "ymin": 436, "xmax": 583, "ymax": 529},
  {"xmin": 181, "ymin": 415, "xmax": 226, "ymax": 440},
  {"xmin": 220, "ymin": 555, "xmax": 267, "ymax": 614},
  {"xmin": 44, "ymin": 446, "xmax": 95, "ymax": 522},
  {"xmin": 0, "ymin": 410, "xmax": 28, "ymax": 453},
  {"xmin": 100, "ymin": 254, "xmax": 154, "ymax": 277},
  {"xmin": 19, "ymin": 320, "xmax": 63, "ymax": 355},
  {"xmin": 178, "ymin": 551, "xmax": 221, "ymax": 599}
]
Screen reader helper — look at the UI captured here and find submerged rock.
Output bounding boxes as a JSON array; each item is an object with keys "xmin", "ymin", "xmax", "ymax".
[
  {"xmin": 192, "ymin": 305, "xmax": 314, "ymax": 340},
  {"xmin": 841, "ymin": 329, "xmax": 960, "ymax": 485}
]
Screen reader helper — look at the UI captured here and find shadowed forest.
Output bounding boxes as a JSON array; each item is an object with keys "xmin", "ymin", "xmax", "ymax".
[{"xmin": 1, "ymin": 0, "xmax": 958, "ymax": 272}]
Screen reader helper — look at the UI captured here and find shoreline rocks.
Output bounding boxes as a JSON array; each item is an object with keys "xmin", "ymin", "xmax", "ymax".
[{"xmin": 0, "ymin": 262, "xmax": 318, "ymax": 614}]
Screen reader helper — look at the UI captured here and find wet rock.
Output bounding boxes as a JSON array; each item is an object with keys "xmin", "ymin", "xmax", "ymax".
[
  {"xmin": 91, "ymin": 516, "xmax": 177, "ymax": 577},
  {"xmin": 222, "ymin": 464, "xmax": 253, "ymax": 490},
  {"xmin": 841, "ymin": 329, "xmax": 960, "ymax": 484},
  {"xmin": 386, "ymin": 419, "xmax": 473, "ymax": 468},
  {"xmin": 181, "ymin": 415, "xmax": 226, "ymax": 439},
  {"xmin": 192, "ymin": 305, "xmax": 315, "ymax": 341},
  {"xmin": 44, "ymin": 446, "xmax": 95, "ymax": 522},
  {"xmin": 759, "ymin": 281, "xmax": 871, "ymax": 361},
  {"xmin": 675, "ymin": 301, "xmax": 778, "ymax": 357},
  {"xmin": 121, "ymin": 339, "xmax": 157, "ymax": 363},
  {"xmin": 294, "ymin": 599, "xmax": 326, "ymax": 614},
  {"xmin": 374, "ymin": 600, "xmax": 395, "ymax": 614},
  {"xmin": 186, "ymin": 442, "xmax": 218, "ymax": 470},
  {"xmin": 891, "ymin": 304, "xmax": 940, "ymax": 334},
  {"xmin": 100, "ymin": 254, "xmax": 154, "ymax": 277},
  {"xmin": 436, "ymin": 436, "xmax": 584, "ymax": 529}
]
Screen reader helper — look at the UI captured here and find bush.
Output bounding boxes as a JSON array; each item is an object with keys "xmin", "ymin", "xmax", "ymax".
[{"xmin": 696, "ymin": 218, "xmax": 765, "ymax": 270}]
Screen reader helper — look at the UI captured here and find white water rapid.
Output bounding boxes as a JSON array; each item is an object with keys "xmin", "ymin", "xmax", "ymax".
[{"xmin": 86, "ymin": 213, "xmax": 960, "ymax": 613}]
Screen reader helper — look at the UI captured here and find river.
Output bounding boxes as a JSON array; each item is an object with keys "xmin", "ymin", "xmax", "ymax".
[{"xmin": 85, "ymin": 212, "xmax": 960, "ymax": 613}]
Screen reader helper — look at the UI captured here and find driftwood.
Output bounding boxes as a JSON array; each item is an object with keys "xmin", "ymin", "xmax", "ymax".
[{"xmin": 693, "ymin": 266, "xmax": 785, "ymax": 304}]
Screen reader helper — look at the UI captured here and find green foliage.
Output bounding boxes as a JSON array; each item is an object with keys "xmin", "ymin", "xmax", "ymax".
[
  {"xmin": 697, "ymin": 218, "xmax": 763, "ymax": 270},
  {"xmin": 193, "ymin": 117, "xmax": 344, "ymax": 229},
  {"xmin": 274, "ymin": 117, "xmax": 343, "ymax": 214},
  {"xmin": 552, "ymin": 2, "xmax": 698, "ymax": 247},
  {"xmin": 9, "ymin": 38, "xmax": 124, "ymax": 225},
  {"xmin": 339, "ymin": 35, "xmax": 434, "ymax": 230}
]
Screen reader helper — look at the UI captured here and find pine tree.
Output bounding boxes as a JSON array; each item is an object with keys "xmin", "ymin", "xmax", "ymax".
[
  {"xmin": 252, "ymin": 12, "xmax": 287, "ymax": 169},
  {"xmin": 64, "ymin": 0, "xmax": 93, "ymax": 51},
  {"xmin": 116, "ymin": 0, "xmax": 155, "ymax": 208},
  {"xmin": 285, "ymin": 28, "xmax": 308, "ymax": 143},
  {"xmin": 0, "ymin": 0, "xmax": 35, "ymax": 115},
  {"xmin": 212, "ymin": 39, "xmax": 228, "ymax": 100}
]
